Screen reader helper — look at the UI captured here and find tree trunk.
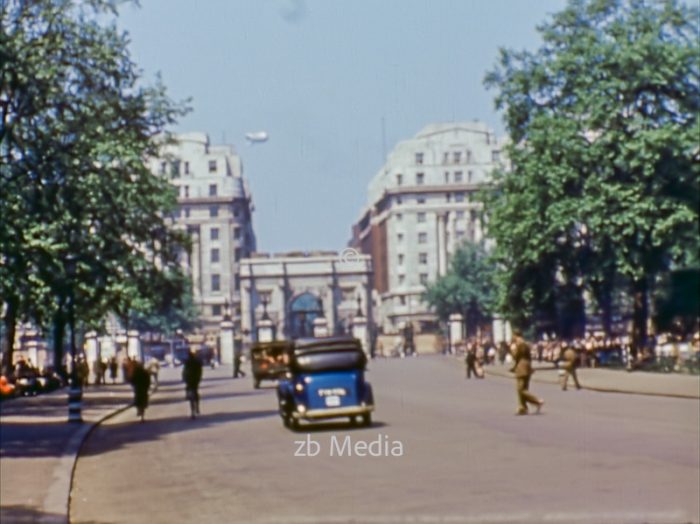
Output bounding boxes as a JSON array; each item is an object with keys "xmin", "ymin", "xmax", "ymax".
[
  {"xmin": 2, "ymin": 295, "xmax": 18, "ymax": 377},
  {"xmin": 631, "ymin": 277, "xmax": 649, "ymax": 358}
]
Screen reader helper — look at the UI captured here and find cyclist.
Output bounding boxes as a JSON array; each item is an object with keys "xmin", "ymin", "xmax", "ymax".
[{"xmin": 182, "ymin": 349, "xmax": 203, "ymax": 419}]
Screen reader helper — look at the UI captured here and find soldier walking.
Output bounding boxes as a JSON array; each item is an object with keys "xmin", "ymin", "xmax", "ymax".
[
  {"xmin": 510, "ymin": 334, "xmax": 544, "ymax": 415},
  {"xmin": 561, "ymin": 343, "xmax": 582, "ymax": 391}
]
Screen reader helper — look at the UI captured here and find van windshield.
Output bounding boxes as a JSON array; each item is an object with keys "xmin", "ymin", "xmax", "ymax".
[{"xmin": 292, "ymin": 350, "xmax": 366, "ymax": 373}]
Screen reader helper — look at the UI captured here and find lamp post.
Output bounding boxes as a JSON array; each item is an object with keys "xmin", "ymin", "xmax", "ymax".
[{"xmin": 65, "ymin": 255, "xmax": 82, "ymax": 422}]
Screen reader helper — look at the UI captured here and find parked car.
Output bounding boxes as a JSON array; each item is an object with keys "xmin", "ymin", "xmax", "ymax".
[
  {"xmin": 251, "ymin": 341, "xmax": 292, "ymax": 388},
  {"xmin": 277, "ymin": 336, "xmax": 374, "ymax": 430}
]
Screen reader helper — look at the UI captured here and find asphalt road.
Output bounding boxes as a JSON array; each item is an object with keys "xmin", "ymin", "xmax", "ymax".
[{"xmin": 70, "ymin": 357, "xmax": 700, "ymax": 524}]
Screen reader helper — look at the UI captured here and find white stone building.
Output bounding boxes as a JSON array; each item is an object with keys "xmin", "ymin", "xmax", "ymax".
[
  {"xmin": 150, "ymin": 132, "xmax": 256, "ymax": 334},
  {"xmin": 350, "ymin": 122, "xmax": 505, "ymax": 334}
]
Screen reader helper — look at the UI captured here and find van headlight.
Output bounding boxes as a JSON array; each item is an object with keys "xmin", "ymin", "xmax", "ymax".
[
  {"xmin": 298, "ymin": 404, "xmax": 306, "ymax": 413},
  {"xmin": 295, "ymin": 383, "xmax": 304, "ymax": 392}
]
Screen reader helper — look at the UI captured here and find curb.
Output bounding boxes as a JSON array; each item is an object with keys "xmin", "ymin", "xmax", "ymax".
[{"xmin": 484, "ymin": 368, "xmax": 700, "ymax": 400}]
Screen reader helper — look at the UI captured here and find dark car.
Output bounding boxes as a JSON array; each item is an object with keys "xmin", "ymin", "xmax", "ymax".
[
  {"xmin": 277, "ymin": 336, "xmax": 374, "ymax": 430},
  {"xmin": 251, "ymin": 341, "xmax": 292, "ymax": 389}
]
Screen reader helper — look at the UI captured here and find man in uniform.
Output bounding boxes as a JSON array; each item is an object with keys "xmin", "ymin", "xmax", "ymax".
[
  {"xmin": 561, "ymin": 343, "xmax": 581, "ymax": 391},
  {"xmin": 510, "ymin": 334, "xmax": 544, "ymax": 415}
]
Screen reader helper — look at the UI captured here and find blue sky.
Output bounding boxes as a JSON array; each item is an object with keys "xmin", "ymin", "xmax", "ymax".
[{"xmin": 118, "ymin": 0, "xmax": 567, "ymax": 252}]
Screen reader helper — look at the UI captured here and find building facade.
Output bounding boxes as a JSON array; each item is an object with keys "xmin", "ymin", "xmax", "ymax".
[
  {"xmin": 150, "ymin": 132, "xmax": 256, "ymax": 334},
  {"xmin": 350, "ymin": 122, "xmax": 504, "ymax": 334},
  {"xmin": 239, "ymin": 251, "xmax": 373, "ymax": 349}
]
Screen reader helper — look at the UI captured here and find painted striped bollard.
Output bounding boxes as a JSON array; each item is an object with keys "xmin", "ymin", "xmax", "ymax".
[{"xmin": 68, "ymin": 381, "xmax": 83, "ymax": 423}]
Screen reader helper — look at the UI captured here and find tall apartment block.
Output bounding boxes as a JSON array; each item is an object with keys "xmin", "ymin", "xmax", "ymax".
[
  {"xmin": 150, "ymin": 132, "xmax": 256, "ymax": 334},
  {"xmin": 350, "ymin": 122, "xmax": 504, "ymax": 334}
]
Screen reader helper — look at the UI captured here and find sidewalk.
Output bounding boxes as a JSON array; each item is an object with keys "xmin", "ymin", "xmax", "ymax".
[
  {"xmin": 0, "ymin": 382, "xmax": 136, "ymax": 524},
  {"xmin": 485, "ymin": 363, "xmax": 700, "ymax": 399}
]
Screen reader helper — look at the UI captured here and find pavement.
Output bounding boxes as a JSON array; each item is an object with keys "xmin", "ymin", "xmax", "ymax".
[
  {"xmin": 482, "ymin": 362, "xmax": 700, "ymax": 399},
  {"xmin": 0, "ymin": 380, "xmax": 141, "ymax": 524},
  {"xmin": 1, "ymin": 359, "xmax": 698, "ymax": 524}
]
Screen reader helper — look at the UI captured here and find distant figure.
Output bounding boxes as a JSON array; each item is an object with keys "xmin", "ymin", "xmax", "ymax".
[
  {"xmin": 510, "ymin": 335, "xmax": 544, "ymax": 415},
  {"xmin": 108, "ymin": 357, "xmax": 118, "ymax": 384},
  {"xmin": 465, "ymin": 346, "xmax": 481, "ymax": 379},
  {"xmin": 561, "ymin": 344, "xmax": 582, "ymax": 391},
  {"xmin": 147, "ymin": 359, "xmax": 160, "ymax": 386},
  {"xmin": 233, "ymin": 352, "xmax": 246, "ymax": 378},
  {"xmin": 182, "ymin": 350, "xmax": 203, "ymax": 419},
  {"xmin": 130, "ymin": 361, "xmax": 151, "ymax": 422}
]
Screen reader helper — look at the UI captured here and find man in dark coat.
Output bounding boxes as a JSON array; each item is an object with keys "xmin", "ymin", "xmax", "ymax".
[
  {"xmin": 182, "ymin": 350, "xmax": 203, "ymax": 418},
  {"xmin": 130, "ymin": 361, "xmax": 151, "ymax": 422},
  {"xmin": 510, "ymin": 335, "xmax": 544, "ymax": 415},
  {"xmin": 465, "ymin": 345, "xmax": 481, "ymax": 379}
]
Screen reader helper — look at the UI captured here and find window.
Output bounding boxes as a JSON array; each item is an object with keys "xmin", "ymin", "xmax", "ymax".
[
  {"xmin": 456, "ymin": 210, "xmax": 465, "ymax": 219},
  {"xmin": 492, "ymin": 150, "xmax": 501, "ymax": 163},
  {"xmin": 470, "ymin": 210, "xmax": 478, "ymax": 222},
  {"xmin": 396, "ymin": 213, "xmax": 403, "ymax": 221},
  {"xmin": 446, "ymin": 193, "xmax": 451, "ymax": 202},
  {"xmin": 212, "ymin": 305, "xmax": 222, "ymax": 316},
  {"xmin": 184, "ymin": 207, "xmax": 190, "ymax": 218},
  {"xmin": 417, "ymin": 212, "xmax": 426, "ymax": 223},
  {"xmin": 418, "ymin": 252, "xmax": 428, "ymax": 264},
  {"xmin": 397, "ymin": 233, "xmax": 404, "ymax": 242},
  {"xmin": 210, "ymin": 227, "xmax": 219, "ymax": 240},
  {"xmin": 234, "ymin": 248, "xmax": 241, "ymax": 261},
  {"xmin": 399, "ymin": 296, "xmax": 406, "ymax": 306},
  {"xmin": 466, "ymin": 150, "xmax": 472, "ymax": 163},
  {"xmin": 234, "ymin": 227, "xmax": 241, "ymax": 239},
  {"xmin": 444, "ymin": 171, "xmax": 450, "ymax": 183},
  {"xmin": 211, "ymin": 248, "xmax": 220, "ymax": 263},
  {"xmin": 416, "ymin": 196, "xmax": 426, "ymax": 204},
  {"xmin": 209, "ymin": 184, "xmax": 217, "ymax": 196},
  {"xmin": 468, "ymin": 171, "xmax": 473, "ymax": 184},
  {"xmin": 211, "ymin": 274, "xmax": 221, "ymax": 292},
  {"xmin": 418, "ymin": 232, "xmax": 427, "ymax": 244},
  {"xmin": 398, "ymin": 275, "xmax": 405, "ymax": 285},
  {"xmin": 455, "ymin": 193, "xmax": 464, "ymax": 203},
  {"xmin": 160, "ymin": 161, "xmax": 167, "ymax": 175},
  {"xmin": 415, "ymin": 152, "xmax": 424, "ymax": 165},
  {"xmin": 184, "ymin": 161, "xmax": 190, "ymax": 175},
  {"xmin": 210, "ymin": 205, "xmax": 219, "ymax": 217},
  {"xmin": 184, "ymin": 185, "xmax": 190, "ymax": 198},
  {"xmin": 396, "ymin": 174, "xmax": 403, "ymax": 186},
  {"xmin": 443, "ymin": 152, "xmax": 449, "ymax": 164},
  {"xmin": 233, "ymin": 207, "xmax": 240, "ymax": 218},
  {"xmin": 171, "ymin": 160, "xmax": 180, "ymax": 178},
  {"xmin": 398, "ymin": 254, "xmax": 404, "ymax": 265},
  {"xmin": 454, "ymin": 171, "xmax": 463, "ymax": 183},
  {"xmin": 396, "ymin": 196, "xmax": 402, "ymax": 205},
  {"xmin": 416, "ymin": 173, "xmax": 425, "ymax": 185},
  {"xmin": 419, "ymin": 273, "xmax": 428, "ymax": 285},
  {"xmin": 208, "ymin": 160, "xmax": 217, "ymax": 173},
  {"xmin": 453, "ymin": 151, "xmax": 461, "ymax": 164},
  {"xmin": 235, "ymin": 275, "xmax": 240, "ymax": 290}
]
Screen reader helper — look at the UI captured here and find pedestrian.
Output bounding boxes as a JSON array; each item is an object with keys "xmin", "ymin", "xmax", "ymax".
[
  {"xmin": 233, "ymin": 352, "xmax": 246, "ymax": 378},
  {"xmin": 465, "ymin": 344, "xmax": 481, "ymax": 379},
  {"xmin": 130, "ymin": 361, "xmax": 151, "ymax": 422},
  {"xmin": 561, "ymin": 343, "xmax": 581, "ymax": 391},
  {"xmin": 182, "ymin": 350, "xmax": 203, "ymax": 419},
  {"xmin": 509, "ymin": 334, "xmax": 544, "ymax": 415},
  {"xmin": 108, "ymin": 356, "xmax": 118, "ymax": 384}
]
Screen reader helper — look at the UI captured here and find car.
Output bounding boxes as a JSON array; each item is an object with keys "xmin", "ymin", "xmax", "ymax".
[
  {"xmin": 276, "ymin": 336, "xmax": 374, "ymax": 430},
  {"xmin": 251, "ymin": 341, "xmax": 292, "ymax": 388}
]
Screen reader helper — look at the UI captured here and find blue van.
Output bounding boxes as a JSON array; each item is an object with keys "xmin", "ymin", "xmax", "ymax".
[{"xmin": 277, "ymin": 336, "xmax": 374, "ymax": 430}]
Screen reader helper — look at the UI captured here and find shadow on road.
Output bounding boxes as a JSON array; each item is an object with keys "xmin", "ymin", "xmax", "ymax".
[
  {"xmin": 294, "ymin": 420, "xmax": 389, "ymax": 433},
  {"xmin": 0, "ymin": 505, "xmax": 76, "ymax": 524},
  {"xmin": 79, "ymin": 409, "xmax": 278, "ymax": 457}
]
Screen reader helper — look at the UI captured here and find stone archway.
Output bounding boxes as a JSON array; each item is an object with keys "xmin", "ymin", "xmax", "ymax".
[{"xmin": 288, "ymin": 292, "xmax": 322, "ymax": 340}]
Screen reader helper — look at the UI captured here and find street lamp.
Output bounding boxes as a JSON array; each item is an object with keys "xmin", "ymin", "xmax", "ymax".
[{"xmin": 65, "ymin": 255, "xmax": 83, "ymax": 422}]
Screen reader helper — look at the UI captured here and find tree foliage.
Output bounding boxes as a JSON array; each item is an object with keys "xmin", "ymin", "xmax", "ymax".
[
  {"xmin": 483, "ymin": 0, "xmax": 699, "ymax": 343},
  {"xmin": 424, "ymin": 243, "xmax": 496, "ymax": 334},
  {"xmin": 1, "ymin": 0, "xmax": 192, "ymax": 374}
]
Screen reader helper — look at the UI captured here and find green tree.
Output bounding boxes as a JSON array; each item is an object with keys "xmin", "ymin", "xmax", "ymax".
[
  {"xmin": 484, "ymin": 0, "xmax": 699, "ymax": 346},
  {"xmin": 1, "ymin": 0, "xmax": 191, "ymax": 375},
  {"xmin": 424, "ymin": 243, "xmax": 496, "ymax": 337}
]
